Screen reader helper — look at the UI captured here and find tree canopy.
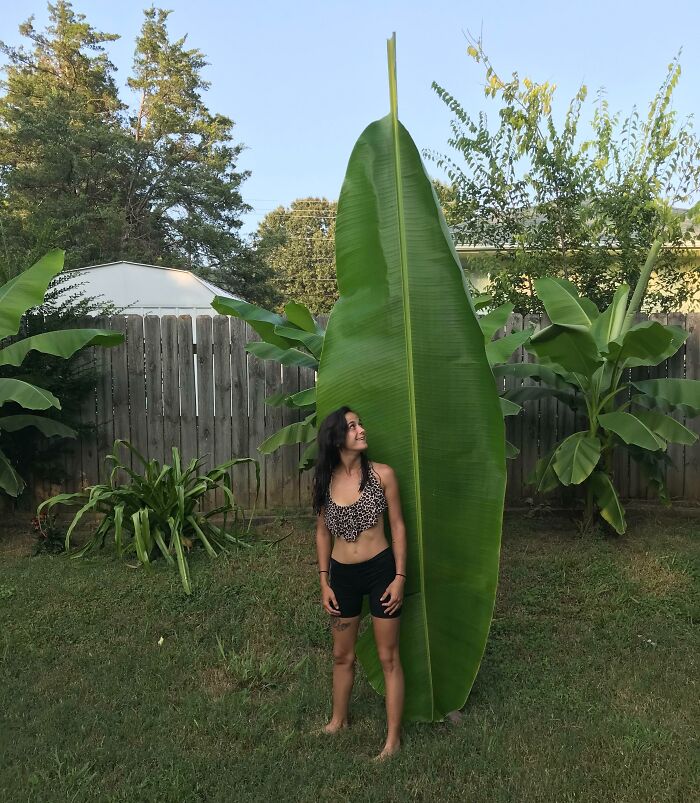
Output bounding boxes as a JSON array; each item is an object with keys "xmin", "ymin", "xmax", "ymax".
[
  {"xmin": 428, "ymin": 41, "xmax": 700, "ymax": 313},
  {"xmin": 0, "ymin": 1, "xmax": 274, "ymax": 304},
  {"xmin": 255, "ymin": 198, "xmax": 337, "ymax": 313}
]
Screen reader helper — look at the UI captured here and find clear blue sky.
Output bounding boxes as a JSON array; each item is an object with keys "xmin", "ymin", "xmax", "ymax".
[{"xmin": 4, "ymin": 1, "xmax": 700, "ymax": 235}]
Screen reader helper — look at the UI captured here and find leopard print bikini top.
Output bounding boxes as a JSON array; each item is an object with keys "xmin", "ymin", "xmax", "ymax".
[{"xmin": 324, "ymin": 463, "xmax": 388, "ymax": 541}]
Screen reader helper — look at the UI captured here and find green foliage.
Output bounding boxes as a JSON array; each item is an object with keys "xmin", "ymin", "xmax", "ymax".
[
  {"xmin": 255, "ymin": 198, "xmax": 338, "ymax": 313},
  {"xmin": 316, "ymin": 37, "xmax": 505, "ymax": 722},
  {"xmin": 38, "ymin": 440, "xmax": 260, "ymax": 596},
  {"xmin": 212, "ymin": 295, "xmax": 323, "ymax": 468},
  {"xmin": 0, "ymin": 2, "xmax": 274, "ymax": 304},
  {"xmin": 513, "ymin": 277, "xmax": 700, "ymax": 532},
  {"xmin": 429, "ymin": 40, "xmax": 700, "ymax": 314},
  {"xmin": 0, "ymin": 250, "xmax": 122, "ymax": 497}
]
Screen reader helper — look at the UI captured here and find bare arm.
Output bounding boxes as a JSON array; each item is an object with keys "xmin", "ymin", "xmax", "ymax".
[
  {"xmin": 316, "ymin": 512, "xmax": 340, "ymax": 615},
  {"xmin": 378, "ymin": 465, "xmax": 407, "ymax": 615},
  {"xmin": 382, "ymin": 466, "xmax": 407, "ymax": 576}
]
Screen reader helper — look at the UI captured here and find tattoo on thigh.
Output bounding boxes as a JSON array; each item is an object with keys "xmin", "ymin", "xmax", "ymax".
[{"xmin": 331, "ymin": 620, "xmax": 352, "ymax": 631}]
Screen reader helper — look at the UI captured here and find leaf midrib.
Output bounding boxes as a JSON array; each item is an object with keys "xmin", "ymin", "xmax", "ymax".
[{"xmin": 388, "ymin": 37, "xmax": 433, "ymax": 718}]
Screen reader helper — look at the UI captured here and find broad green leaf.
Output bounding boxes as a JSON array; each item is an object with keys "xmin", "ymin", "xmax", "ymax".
[
  {"xmin": 499, "ymin": 397, "xmax": 522, "ymax": 417},
  {"xmin": 533, "ymin": 277, "xmax": 597, "ymax": 330},
  {"xmin": 493, "ymin": 362, "xmax": 575, "ymax": 390},
  {"xmin": 289, "ymin": 387, "xmax": 316, "ymax": 408},
  {"xmin": 503, "ymin": 384, "xmax": 577, "ymax": 408},
  {"xmin": 258, "ymin": 414, "xmax": 317, "ymax": 454},
  {"xmin": 605, "ymin": 321, "xmax": 686, "ymax": 368},
  {"xmin": 0, "ymin": 445, "xmax": 25, "ymax": 497},
  {"xmin": 598, "ymin": 411, "xmax": 665, "ymax": 451},
  {"xmin": 472, "ymin": 293, "xmax": 493, "ymax": 311},
  {"xmin": 211, "ymin": 296, "xmax": 294, "ymax": 350},
  {"xmin": 505, "ymin": 440, "xmax": 520, "ymax": 459},
  {"xmin": 299, "ymin": 440, "xmax": 318, "ymax": 471},
  {"xmin": 0, "ymin": 328, "xmax": 123, "ymax": 367},
  {"xmin": 0, "ymin": 378, "xmax": 61, "ymax": 410},
  {"xmin": 0, "ymin": 249, "xmax": 64, "ymax": 339},
  {"xmin": 478, "ymin": 302, "xmax": 514, "ymax": 341},
  {"xmin": 273, "ymin": 324, "xmax": 324, "ymax": 359},
  {"xmin": 316, "ymin": 42, "xmax": 505, "ymax": 722},
  {"xmin": 591, "ymin": 284, "xmax": 630, "ymax": 350},
  {"xmin": 283, "ymin": 301, "xmax": 320, "ymax": 333},
  {"xmin": 0, "ymin": 414, "xmax": 76, "ymax": 438},
  {"xmin": 552, "ymin": 432, "xmax": 601, "ymax": 485},
  {"xmin": 530, "ymin": 448, "xmax": 560, "ymax": 493},
  {"xmin": 528, "ymin": 324, "xmax": 603, "ymax": 377},
  {"xmin": 245, "ymin": 341, "xmax": 318, "ymax": 369},
  {"xmin": 631, "ymin": 378, "xmax": 700, "ymax": 418},
  {"xmin": 485, "ymin": 327, "xmax": 533, "ymax": 365},
  {"xmin": 589, "ymin": 471, "xmax": 626, "ymax": 534},
  {"xmin": 631, "ymin": 410, "xmax": 697, "ymax": 446}
]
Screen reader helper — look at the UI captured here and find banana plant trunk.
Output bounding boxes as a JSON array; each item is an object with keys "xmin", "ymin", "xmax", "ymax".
[{"xmin": 316, "ymin": 35, "xmax": 506, "ymax": 721}]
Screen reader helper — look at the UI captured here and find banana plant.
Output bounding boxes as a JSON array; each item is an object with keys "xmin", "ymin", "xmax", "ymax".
[
  {"xmin": 316, "ymin": 35, "xmax": 506, "ymax": 722},
  {"xmin": 211, "ymin": 295, "xmax": 324, "ymax": 469},
  {"xmin": 0, "ymin": 250, "xmax": 123, "ymax": 496},
  {"xmin": 519, "ymin": 276, "xmax": 698, "ymax": 533}
]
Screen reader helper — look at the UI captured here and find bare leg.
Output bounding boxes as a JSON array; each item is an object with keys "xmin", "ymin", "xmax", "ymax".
[
  {"xmin": 324, "ymin": 616, "xmax": 360, "ymax": 733},
  {"xmin": 371, "ymin": 616, "xmax": 403, "ymax": 758}
]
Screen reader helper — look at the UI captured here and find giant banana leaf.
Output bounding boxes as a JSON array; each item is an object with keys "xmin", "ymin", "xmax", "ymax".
[
  {"xmin": 0, "ymin": 249, "xmax": 64, "ymax": 339},
  {"xmin": 0, "ymin": 329, "xmax": 123, "ymax": 367},
  {"xmin": 316, "ymin": 36, "xmax": 506, "ymax": 722}
]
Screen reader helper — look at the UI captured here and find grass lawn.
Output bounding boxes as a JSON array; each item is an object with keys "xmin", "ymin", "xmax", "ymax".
[{"xmin": 1, "ymin": 507, "xmax": 698, "ymax": 802}]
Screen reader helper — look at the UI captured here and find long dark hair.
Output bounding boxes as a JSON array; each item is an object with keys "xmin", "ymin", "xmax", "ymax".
[{"xmin": 312, "ymin": 406, "xmax": 370, "ymax": 514}]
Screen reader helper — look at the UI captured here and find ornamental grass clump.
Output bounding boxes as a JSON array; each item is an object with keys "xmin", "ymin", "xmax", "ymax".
[{"xmin": 38, "ymin": 440, "xmax": 260, "ymax": 595}]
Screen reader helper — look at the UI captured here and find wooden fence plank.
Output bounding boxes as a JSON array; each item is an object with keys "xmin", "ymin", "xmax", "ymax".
[
  {"xmin": 76, "ymin": 317, "xmax": 98, "ymax": 490},
  {"xmin": 666, "ymin": 313, "xmax": 686, "ymax": 499},
  {"xmin": 247, "ymin": 326, "xmax": 267, "ymax": 508},
  {"xmin": 627, "ymin": 313, "xmax": 648, "ymax": 499},
  {"xmin": 161, "ymin": 316, "xmax": 180, "ymax": 461},
  {"xmin": 178, "ymin": 316, "xmax": 197, "ymax": 467},
  {"xmin": 95, "ymin": 315, "xmax": 114, "ymax": 483},
  {"xmin": 126, "ymin": 315, "xmax": 148, "ymax": 461},
  {"xmin": 213, "ymin": 315, "xmax": 232, "ymax": 510},
  {"xmin": 110, "ymin": 315, "xmax": 130, "ymax": 480},
  {"xmin": 537, "ymin": 314, "xmax": 557, "ymax": 482},
  {"xmin": 144, "ymin": 316, "xmax": 164, "ymax": 466},
  {"xmin": 281, "ymin": 364, "xmax": 301, "ymax": 508},
  {"xmin": 645, "ymin": 313, "xmax": 669, "ymax": 501},
  {"xmin": 230, "ymin": 318, "xmax": 250, "ymax": 510},
  {"xmin": 298, "ymin": 365, "xmax": 316, "ymax": 509},
  {"xmin": 684, "ymin": 313, "xmax": 700, "ymax": 500},
  {"xmin": 196, "ymin": 317, "xmax": 215, "ymax": 486},
  {"xmin": 264, "ymin": 360, "xmax": 284, "ymax": 509}
]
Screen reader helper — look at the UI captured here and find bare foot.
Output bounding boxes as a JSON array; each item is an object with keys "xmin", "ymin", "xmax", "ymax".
[
  {"xmin": 373, "ymin": 741, "xmax": 400, "ymax": 761},
  {"xmin": 321, "ymin": 720, "xmax": 348, "ymax": 735}
]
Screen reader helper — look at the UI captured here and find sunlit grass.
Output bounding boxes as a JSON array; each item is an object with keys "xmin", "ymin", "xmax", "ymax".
[{"xmin": 1, "ymin": 509, "xmax": 697, "ymax": 801}]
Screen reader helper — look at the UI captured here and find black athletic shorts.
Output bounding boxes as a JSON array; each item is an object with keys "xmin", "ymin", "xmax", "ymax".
[{"xmin": 329, "ymin": 547, "xmax": 401, "ymax": 619}]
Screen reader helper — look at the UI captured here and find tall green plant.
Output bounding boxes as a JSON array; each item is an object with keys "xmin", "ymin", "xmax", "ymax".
[
  {"xmin": 39, "ymin": 440, "xmax": 260, "ymax": 595},
  {"xmin": 514, "ymin": 275, "xmax": 699, "ymax": 532},
  {"xmin": 316, "ymin": 36, "xmax": 506, "ymax": 722},
  {"xmin": 211, "ymin": 295, "xmax": 323, "ymax": 468},
  {"xmin": 0, "ymin": 249, "xmax": 123, "ymax": 496}
]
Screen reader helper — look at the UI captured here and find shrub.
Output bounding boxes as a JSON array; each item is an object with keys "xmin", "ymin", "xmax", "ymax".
[{"xmin": 38, "ymin": 440, "xmax": 260, "ymax": 595}]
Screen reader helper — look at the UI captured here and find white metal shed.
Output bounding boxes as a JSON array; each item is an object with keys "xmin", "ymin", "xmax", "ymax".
[{"xmin": 63, "ymin": 261, "xmax": 239, "ymax": 316}]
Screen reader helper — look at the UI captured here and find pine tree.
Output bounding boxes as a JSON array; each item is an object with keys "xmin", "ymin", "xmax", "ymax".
[{"xmin": 0, "ymin": 1, "xmax": 124, "ymax": 278}]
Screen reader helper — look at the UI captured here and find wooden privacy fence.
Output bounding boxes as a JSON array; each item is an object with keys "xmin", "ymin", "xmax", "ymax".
[{"xmin": 40, "ymin": 312, "xmax": 700, "ymax": 511}]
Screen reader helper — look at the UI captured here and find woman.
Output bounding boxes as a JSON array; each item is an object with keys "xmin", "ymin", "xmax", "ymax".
[{"xmin": 313, "ymin": 407, "xmax": 407, "ymax": 760}]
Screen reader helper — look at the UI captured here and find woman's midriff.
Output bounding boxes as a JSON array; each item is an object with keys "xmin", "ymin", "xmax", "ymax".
[{"xmin": 331, "ymin": 521, "xmax": 390, "ymax": 564}]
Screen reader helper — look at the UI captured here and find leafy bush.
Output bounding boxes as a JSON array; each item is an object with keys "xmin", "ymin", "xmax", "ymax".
[
  {"xmin": 0, "ymin": 249, "xmax": 122, "ymax": 497},
  {"xmin": 503, "ymin": 277, "xmax": 700, "ymax": 533},
  {"xmin": 38, "ymin": 440, "xmax": 260, "ymax": 595}
]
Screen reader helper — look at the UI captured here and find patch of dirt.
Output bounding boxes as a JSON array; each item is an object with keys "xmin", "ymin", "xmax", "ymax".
[
  {"xmin": 200, "ymin": 665, "xmax": 236, "ymax": 699},
  {"xmin": 621, "ymin": 552, "xmax": 693, "ymax": 597},
  {"xmin": 0, "ymin": 524, "xmax": 35, "ymax": 559}
]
